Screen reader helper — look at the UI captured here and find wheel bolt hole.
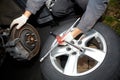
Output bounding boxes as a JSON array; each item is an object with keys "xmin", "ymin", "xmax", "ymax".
[
  {"xmin": 78, "ymin": 41, "xmax": 82, "ymax": 44},
  {"xmin": 72, "ymin": 52, "xmax": 77, "ymax": 55},
  {"xmin": 66, "ymin": 47, "xmax": 71, "ymax": 51},
  {"xmin": 71, "ymin": 41, "xmax": 74, "ymax": 44}
]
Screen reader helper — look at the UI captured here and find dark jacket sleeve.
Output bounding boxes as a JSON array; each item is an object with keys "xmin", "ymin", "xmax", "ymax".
[
  {"xmin": 77, "ymin": 0, "xmax": 109, "ymax": 33},
  {"xmin": 25, "ymin": 0, "xmax": 47, "ymax": 14}
]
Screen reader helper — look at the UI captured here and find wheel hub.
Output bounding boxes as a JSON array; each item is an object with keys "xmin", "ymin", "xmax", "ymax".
[{"xmin": 9, "ymin": 23, "xmax": 41, "ymax": 60}]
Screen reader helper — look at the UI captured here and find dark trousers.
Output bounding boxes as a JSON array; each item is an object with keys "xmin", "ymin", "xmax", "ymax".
[
  {"xmin": 37, "ymin": 0, "xmax": 89, "ymax": 24},
  {"xmin": 51, "ymin": 0, "xmax": 88, "ymax": 17}
]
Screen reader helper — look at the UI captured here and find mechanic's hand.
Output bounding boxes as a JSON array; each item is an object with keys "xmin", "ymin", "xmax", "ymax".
[
  {"xmin": 57, "ymin": 28, "xmax": 82, "ymax": 45},
  {"xmin": 57, "ymin": 32, "xmax": 73, "ymax": 45},
  {"xmin": 10, "ymin": 15, "xmax": 28, "ymax": 29}
]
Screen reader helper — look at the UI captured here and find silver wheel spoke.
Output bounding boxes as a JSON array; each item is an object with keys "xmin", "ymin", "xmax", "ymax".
[
  {"xmin": 81, "ymin": 31, "xmax": 98, "ymax": 45},
  {"xmin": 51, "ymin": 46, "xmax": 71, "ymax": 58},
  {"xmin": 83, "ymin": 47, "xmax": 106, "ymax": 63},
  {"xmin": 64, "ymin": 54, "xmax": 79, "ymax": 75}
]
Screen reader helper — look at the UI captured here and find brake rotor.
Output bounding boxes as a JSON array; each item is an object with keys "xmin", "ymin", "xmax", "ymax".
[{"xmin": 10, "ymin": 23, "xmax": 40, "ymax": 60}]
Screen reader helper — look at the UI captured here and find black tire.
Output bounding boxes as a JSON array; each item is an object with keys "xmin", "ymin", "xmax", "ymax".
[{"xmin": 40, "ymin": 18, "xmax": 120, "ymax": 80}]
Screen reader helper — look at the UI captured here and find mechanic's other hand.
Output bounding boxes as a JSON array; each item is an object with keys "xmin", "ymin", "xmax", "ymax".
[
  {"xmin": 58, "ymin": 32, "xmax": 73, "ymax": 45},
  {"xmin": 10, "ymin": 15, "xmax": 28, "ymax": 29}
]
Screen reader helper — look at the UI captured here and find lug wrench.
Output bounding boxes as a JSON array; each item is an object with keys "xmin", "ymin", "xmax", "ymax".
[
  {"xmin": 40, "ymin": 43, "xmax": 58, "ymax": 62},
  {"xmin": 40, "ymin": 18, "xmax": 81, "ymax": 62},
  {"xmin": 64, "ymin": 40, "xmax": 83, "ymax": 52},
  {"xmin": 50, "ymin": 32, "xmax": 83, "ymax": 51},
  {"xmin": 40, "ymin": 32, "xmax": 83, "ymax": 62}
]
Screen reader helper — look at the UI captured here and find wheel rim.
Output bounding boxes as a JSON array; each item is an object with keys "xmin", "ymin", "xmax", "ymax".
[{"xmin": 50, "ymin": 29, "xmax": 107, "ymax": 76}]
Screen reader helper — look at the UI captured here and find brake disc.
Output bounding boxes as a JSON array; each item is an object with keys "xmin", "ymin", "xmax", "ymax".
[{"xmin": 9, "ymin": 23, "xmax": 40, "ymax": 60}]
